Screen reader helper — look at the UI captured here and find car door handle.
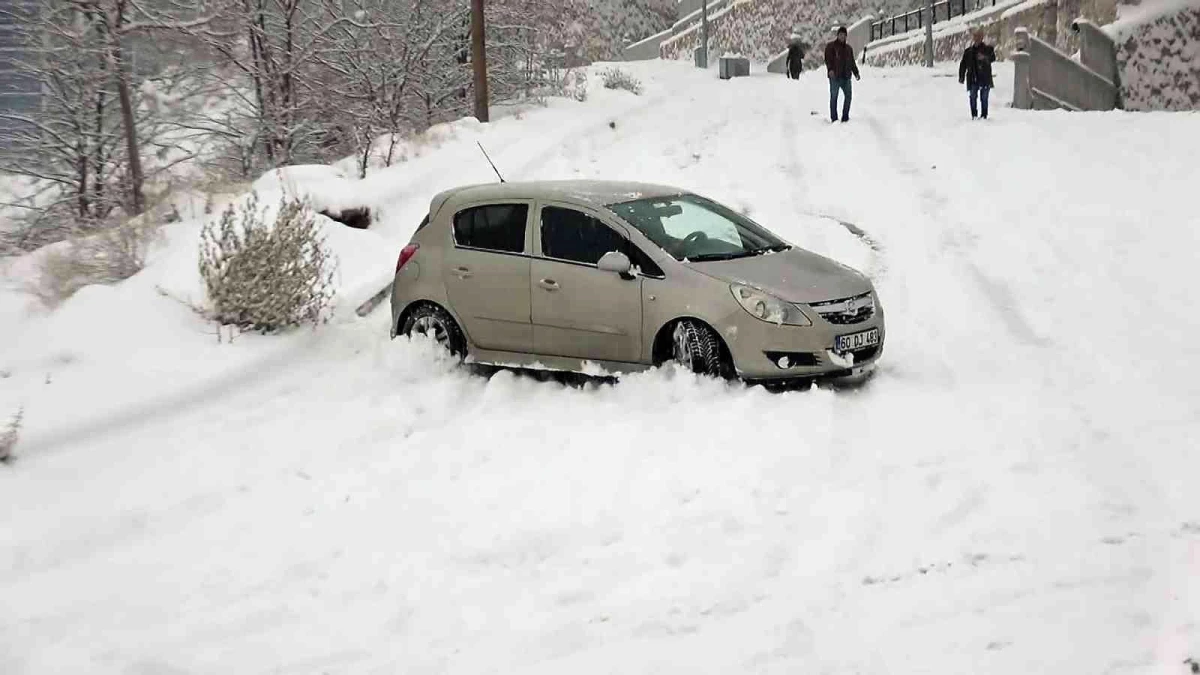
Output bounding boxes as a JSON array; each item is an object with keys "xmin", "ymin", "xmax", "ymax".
[
  {"xmin": 453, "ymin": 266, "xmax": 472, "ymax": 279},
  {"xmin": 538, "ymin": 278, "xmax": 560, "ymax": 291}
]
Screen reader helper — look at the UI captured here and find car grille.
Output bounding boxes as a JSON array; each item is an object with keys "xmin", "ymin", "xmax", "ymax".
[{"xmin": 807, "ymin": 292, "xmax": 875, "ymax": 325}]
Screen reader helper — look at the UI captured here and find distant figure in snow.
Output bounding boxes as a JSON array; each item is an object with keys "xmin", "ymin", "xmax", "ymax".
[
  {"xmin": 786, "ymin": 37, "xmax": 804, "ymax": 79},
  {"xmin": 959, "ymin": 29, "xmax": 996, "ymax": 119},
  {"xmin": 824, "ymin": 26, "xmax": 861, "ymax": 123}
]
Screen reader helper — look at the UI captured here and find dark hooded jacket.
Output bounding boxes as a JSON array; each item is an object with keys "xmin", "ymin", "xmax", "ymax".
[
  {"xmin": 959, "ymin": 42, "xmax": 996, "ymax": 89},
  {"xmin": 824, "ymin": 39, "xmax": 860, "ymax": 80}
]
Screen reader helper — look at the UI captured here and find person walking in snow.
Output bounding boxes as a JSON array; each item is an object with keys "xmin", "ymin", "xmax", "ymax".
[
  {"xmin": 824, "ymin": 26, "xmax": 861, "ymax": 123},
  {"xmin": 786, "ymin": 38, "xmax": 804, "ymax": 79},
  {"xmin": 959, "ymin": 29, "xmax": 996, "ymax": 119}
]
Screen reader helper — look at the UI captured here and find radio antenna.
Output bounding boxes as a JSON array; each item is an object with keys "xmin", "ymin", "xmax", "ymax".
[{"xmin": 477, "ymin": 142, "xmax": 505, "ymax": 183}]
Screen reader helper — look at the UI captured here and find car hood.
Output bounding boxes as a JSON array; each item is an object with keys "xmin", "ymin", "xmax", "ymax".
[{"xmin": 687, "ymin": 248, "xmax": 871, "ymax": 303}]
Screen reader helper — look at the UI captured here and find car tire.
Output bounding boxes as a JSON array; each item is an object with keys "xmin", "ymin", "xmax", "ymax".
[
  {"xmin": 401, "ymin": 303, "xmax": 466, "ymax": 358},
  {"xmin": 671, "ymin": 319, "xmax": 725, "ymax": 377}
]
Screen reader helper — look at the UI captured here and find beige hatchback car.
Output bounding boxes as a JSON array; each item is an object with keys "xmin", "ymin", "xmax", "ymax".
[{"xmin": 390, "ymin": 180, "xmax": 884, "ymax": 382}]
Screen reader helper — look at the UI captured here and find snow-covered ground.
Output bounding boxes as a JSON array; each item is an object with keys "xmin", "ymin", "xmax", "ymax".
[{"xmin": 3, "ymin": 60, "xmax": 1200, "ymax": 674}]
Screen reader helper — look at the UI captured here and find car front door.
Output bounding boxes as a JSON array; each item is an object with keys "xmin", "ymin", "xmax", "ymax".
[
  {"xmin": 530, "ymin": 203, "xmax": 646, "ymax": 364},
  {"xmin": 442, "ymin": 201, "xmax": 533, "ymax": 353}
]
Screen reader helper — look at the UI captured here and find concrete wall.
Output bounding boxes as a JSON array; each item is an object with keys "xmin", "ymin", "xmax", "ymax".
[
  {"xmin": 625, "ymin": 0, "xmax": 732, "ymax": 61},
  {"xmin": 624, "ymin": 27, "xmax": 675, "ymax": 60}
]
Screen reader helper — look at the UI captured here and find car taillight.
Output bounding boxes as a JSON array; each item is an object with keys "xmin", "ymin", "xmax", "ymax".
[{"xmin": 396, "ymin": 243, "xmax": 419, "ymax": 272}]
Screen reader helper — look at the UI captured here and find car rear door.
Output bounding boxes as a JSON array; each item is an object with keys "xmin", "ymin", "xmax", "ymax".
[
  {"xmin": 530, "ymin": 202, "xmax": 647, "ymax": 364},
  {"xmin": 442, "ymin": 201, "xmax": 534, "ymax": 353}
]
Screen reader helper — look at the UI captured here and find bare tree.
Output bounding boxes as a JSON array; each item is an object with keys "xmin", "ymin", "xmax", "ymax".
[
  {"xmin": 0, "ymin": 0, "xmax": 608, "ymax": 253},
  {"xmin": 308, "ymin": 0, "xmax": 468, "ymax": 176},
  {"xmin": 0, "ymin": 1, "xmax": 126, "ymax": 249}
]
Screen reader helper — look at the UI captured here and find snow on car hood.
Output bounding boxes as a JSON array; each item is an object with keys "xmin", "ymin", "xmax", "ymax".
[{"xmin": 688, "ymin": 248, "xmax": 872, "ymax": 304}]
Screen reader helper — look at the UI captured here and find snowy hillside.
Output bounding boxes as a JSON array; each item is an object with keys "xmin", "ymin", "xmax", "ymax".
[
  {"xmin": 3, "ymin": 60, "xmax": 1200, "ymax": 674},
  {"xmin": 593, "ymin": 0, "xmax": 678, "ymax": 46}
]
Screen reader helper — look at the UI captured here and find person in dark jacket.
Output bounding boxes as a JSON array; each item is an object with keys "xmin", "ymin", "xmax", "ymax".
[
  {"xmin": 824, "ymin": 26, "xmax": 861, "ymax": 122},
  {"xmin": 959, "ymin": 29, "xmax": 996, "ymax": 119},
  {"xmin": 786, "ymin": 39, "xmax": 804, "ymax": 79}
]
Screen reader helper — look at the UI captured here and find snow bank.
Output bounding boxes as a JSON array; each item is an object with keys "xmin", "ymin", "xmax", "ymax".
[{"xmin": 1108, "ymin": 0, "xmax": 1200, "ymax": 35}]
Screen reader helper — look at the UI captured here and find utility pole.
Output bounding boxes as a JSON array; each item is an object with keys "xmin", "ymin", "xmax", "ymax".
[
  {"xmin": 470, "ymin": 0, "xmax": 489, "ymax": 123},
  {"xmin": 699, "ymin": 0, "xmax": 709, "ymax": 68},
  {"xmin": 923, "ymin": 0, "xmax": 935, "ymax": 67}
]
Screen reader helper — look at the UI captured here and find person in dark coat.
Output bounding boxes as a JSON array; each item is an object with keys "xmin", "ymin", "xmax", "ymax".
[
  {"xmin": 786, "ymin": 39, "xmax": 804, "ymax": 79},
  {"xmin": 824, "ymin": 26, "xmax": 861, "ymax": 123},
  {"xmin": 959, "ymin": 29, "xmax": 996, "ymax": 119}
]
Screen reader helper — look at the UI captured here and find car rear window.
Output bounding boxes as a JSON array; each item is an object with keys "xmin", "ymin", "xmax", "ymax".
[{"xmin": 453, "ymin": 204, "xmax": 528, "ymax": 253}]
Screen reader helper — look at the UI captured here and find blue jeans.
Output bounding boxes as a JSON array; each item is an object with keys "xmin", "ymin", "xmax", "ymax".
[
  {"xmin": 970, "ymin": 86, "xmax": 991, "ymax": 118},
  {"xmin": 830, "ymin": 77, "xmax": 852, "ymax": 121}
]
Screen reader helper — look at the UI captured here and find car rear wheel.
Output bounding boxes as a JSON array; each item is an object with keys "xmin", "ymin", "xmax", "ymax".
[
  {"xmin": 401, "ymin": 304, "xmax": 466, "ymax": 358},
  {"xmin": 671, "ymin": 319, "xmax": 725, "ymax": 377}
]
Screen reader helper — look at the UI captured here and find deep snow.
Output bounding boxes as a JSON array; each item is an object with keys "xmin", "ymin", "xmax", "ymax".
[{"xmin": 3, "ymin": 59, "xmax": 1200, "ymax": 674}]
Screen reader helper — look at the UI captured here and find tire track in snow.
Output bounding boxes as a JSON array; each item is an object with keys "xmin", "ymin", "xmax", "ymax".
[
  {"xmin": 774, "ymin": 95, "xmax": 887, "ymax": 283},
  {"xmin": 862, "ymin": 116, "xmax": 1051, "ymax": 349}
]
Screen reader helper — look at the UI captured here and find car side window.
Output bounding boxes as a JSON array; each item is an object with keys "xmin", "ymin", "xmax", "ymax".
[
  {"xmin": 541, "ymin": 206, "xmax": 626, "ymax": 265},
  {"xmin": 453, "ymin": 204, "xmax": 528, "ymax": 253},
  {"xmin": 542, "ymin": 206, "xmax": 664, "ymax": 276},
  {"xmin": 626, "ymin": 243, "xmax": 664, "ymax": 278}
]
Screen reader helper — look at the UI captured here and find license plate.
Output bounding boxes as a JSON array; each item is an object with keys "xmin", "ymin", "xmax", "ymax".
[{"xmin": 835, "ymin": 327, "xmax": 880, "ymax": 352}]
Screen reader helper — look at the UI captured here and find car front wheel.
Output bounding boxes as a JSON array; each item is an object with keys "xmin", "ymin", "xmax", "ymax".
[{"xmin": 671, "ymin": 319, "xmax": 725, "ymax": 377}]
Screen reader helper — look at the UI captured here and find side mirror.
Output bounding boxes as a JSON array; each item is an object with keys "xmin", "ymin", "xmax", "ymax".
[{"xmin": 597, "ymin": 251, "xmax": 633, "ymax": 276}]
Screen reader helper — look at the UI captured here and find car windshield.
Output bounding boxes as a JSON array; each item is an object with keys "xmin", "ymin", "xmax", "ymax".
[{"xmin": 607, "ymin": 194, "xmax": 790, "ymax": 261}]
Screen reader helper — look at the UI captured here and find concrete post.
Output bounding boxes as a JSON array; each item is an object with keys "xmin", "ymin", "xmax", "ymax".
[
  {"xmin": 923, "ymin": 0, "xmax": 935, "ymax": 67},
  {"xmin": 1072, "ymin": 18, "xmax": 1118, "ymax": 84},
  {"xmin": 1012, "ymin": 50, "xmax": 1032, "ymax": 109},
  {"xmin": 1015, "ymin": 26, "xmax": 1031, "ymax": 52}
]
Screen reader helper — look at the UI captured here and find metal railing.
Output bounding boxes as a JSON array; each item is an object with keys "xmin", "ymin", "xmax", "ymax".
[{"xmin": 869, "ymin": 0, "xmax": 997, "ymax": 42}]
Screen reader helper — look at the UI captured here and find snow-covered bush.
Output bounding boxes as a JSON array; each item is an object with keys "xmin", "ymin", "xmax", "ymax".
[
  {"xmin": 542, "ymin": 66, "xmax": 590, "ymax": 102},
  {"xmin": 32, "ymin": 221, "xmax": 161, "ymax": 307},
  {"xmin": 199, "ymin": 193, "xmax": 336, "ymax": 333},
  {"xmin": 0, "ymin": 407, "xmax": 21, "ymax": 463},
  {"xmin": 601, "ymin": 68, "xmax": 644, "ymax": 95}
]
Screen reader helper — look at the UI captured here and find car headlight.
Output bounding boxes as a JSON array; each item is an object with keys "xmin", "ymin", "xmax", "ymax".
[{"xmin": 730, "ymin": 283, "xmax": 812, "ymax": 326}]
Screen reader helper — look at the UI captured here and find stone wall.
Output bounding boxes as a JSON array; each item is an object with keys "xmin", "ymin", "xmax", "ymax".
[
  {"xmin": 1108, "ymin": 3, "xmax": 1200, "ymax": 111},
  {"xmin": 660, "ymin": 0, "xmax": 913, "ymax": 65}
]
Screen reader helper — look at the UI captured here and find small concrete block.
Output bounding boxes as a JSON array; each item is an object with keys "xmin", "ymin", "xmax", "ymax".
[{"xmin": 719, "ymin": 56, "xmax": 750, "ymax": 79}]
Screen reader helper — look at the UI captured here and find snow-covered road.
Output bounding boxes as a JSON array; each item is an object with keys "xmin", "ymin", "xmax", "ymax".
[{"xmin": 3, "ymin": 61, "xmax": 1199, "ymax": 674}]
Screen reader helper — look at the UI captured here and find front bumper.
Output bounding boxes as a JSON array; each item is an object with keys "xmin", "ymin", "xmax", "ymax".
[{"xmin": 716, "ymin": 302, "xmax": 886, "ymax": 380}]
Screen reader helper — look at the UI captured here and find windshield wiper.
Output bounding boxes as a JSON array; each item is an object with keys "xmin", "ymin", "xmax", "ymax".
[
  {"xmin": 685, "ymin": 245, "xmax": 790, "ymax": 262},
  {"xmin": 684, "ymin": 251, "xmax": 749, "ymax": 262}
]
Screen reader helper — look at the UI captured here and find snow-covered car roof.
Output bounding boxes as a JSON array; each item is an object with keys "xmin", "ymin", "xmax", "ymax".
[{"xmin": 437, "ymin": 179, "xmax": 688, "ymax": 210}]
